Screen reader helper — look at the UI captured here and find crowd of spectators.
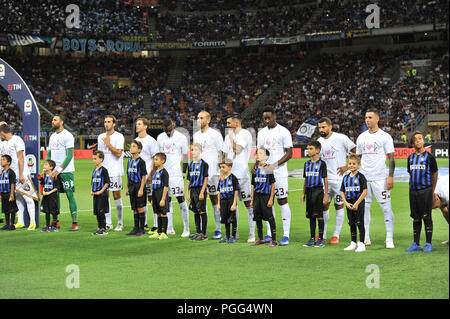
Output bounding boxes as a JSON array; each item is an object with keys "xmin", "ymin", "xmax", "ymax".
[
  {"xmin": 0, "ymin": 48, "xmax": 448, "ymax": 142},
  {"xmin": 246, "ymin": 48, "xmax": 449, "ymax": 143},
  {"xmin": 305, "ymin": 0, "xmax": 448, "ymax": 34},
  {"xmin": 174, "ymin": 0, "xmax": 313, "ymax": 12},
  {"xmin": 2, "ymin": 0, "xmax": 447, "ymax": 42},
  {"xmin": 146, "ymin": 52, "xmax": 304, "ymax": 134},
  {"xmin": 155, "ymin": 6, "xmax": 314, "ymax": 42},
  {"xmin": 0, "ymin": 0, "xmax": 147, "ymax": 39},
  {"xmin": 1, "ymin": 53, "xmax": 170, "ymax": 135}
]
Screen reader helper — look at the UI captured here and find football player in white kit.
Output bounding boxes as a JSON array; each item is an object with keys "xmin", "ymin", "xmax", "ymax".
[
  {"xmin": 222, "ymin": 114, "xmax": 255, "ymax": 242},
  {"xmin": 97, "ymin": 115, "xmax": 124, "ymax": 231},
  {"xmin": 0, "ymin": 123, "xmax": 36, "ymax": 230},
  {"xmin": 193, "ymin": 111, "xmax": 224, "ymax": 239},
  {"xmin": 356, "ymin": 109, "xmax": 395, "ymax": 248},
  {"xmin": 134, "ymin": 118, "xmax": 159, "ymax": 232},
  {"xmin": 157, "ymin": 119, "xmax": 190, "ymax": 237},
  {"xmin": 317, "ymin": 117, "xmax": 356, "ymax": 244},
  {"xmin": 256, "ymin": 106, "xmax": 293, "ymax": 246},
  {"xmin": 433, "ymin": 175, "xmax": 449, "ymax": 244}
]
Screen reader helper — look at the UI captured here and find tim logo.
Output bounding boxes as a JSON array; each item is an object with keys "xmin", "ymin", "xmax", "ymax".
[
  {"xmin": 7, "ymin": 84, "xmax": 22, "ymax": 91},
  {"xmin": 0, "ymin": 64, "xmax": 4, "ymax": 77},
  {"xmin": 24, "ymin": 99, "xmax": 32, "ymax": 113},
  {"xmin": 24, "ymin": 135, "xmax": 38, "ymax": 142}
]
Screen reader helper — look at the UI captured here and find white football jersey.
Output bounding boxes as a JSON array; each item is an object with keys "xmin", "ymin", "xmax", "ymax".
[
  {"xmin": 135, "ymin": 134, "xmax": 158, "ymax": 175},
  {"xmin": 3, "ymin": 135, "xmax": 30, "ymax": 178},
  {"xmin": 157, "ymin": 129, "xmax": 189, "ymax": 178},
  {"xmin": 0, "ymin": 140, "xmax": 7, "ymax": 156},
  {"xmin": 257, "ymin": 124, "xmax": 293, "ymax": 178},
  {"xmin": 48, "ymin": 129, "xmax": 75, "ymax": 173},
  {"xmin": 98, "ymin": 131, "xmax": 124, "ymax": 177},
  {"xmin": 223, "ymin": 128, "xmax": 252, "ymax": 179},
  {"xmin": 318, "ymin": 132, "xmax": 356, "ymax": 181},
  {"xmin": 193, "ymin": 127, "xmax": 223, "ymax": 177},
  {"xmin": 356, "ymin": 128, "xmax": 395, "ymax": 181},
  {"xmin": 435, "ymin": 175, "xmax": 449, "ymax": 205}
]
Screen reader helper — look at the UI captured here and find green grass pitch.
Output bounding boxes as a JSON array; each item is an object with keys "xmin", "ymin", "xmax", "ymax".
[{"xmin": 0, "ymin": 158, "xmax": 448, "ymax": 299}]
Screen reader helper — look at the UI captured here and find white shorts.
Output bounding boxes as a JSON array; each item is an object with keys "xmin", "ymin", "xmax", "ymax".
[
  {"xmin": 238, "ymin": 178, "xmax": 251, "ymax": 202},
  {"xmin": 274, "ymin": 176, "xmax": 289, "ymax": 199},
  {"xmin": 366, "ymin": 179, "xmax": 391, "ymax": 204},
  {"xmin": 168, "ymin": 176, "xmax": 185, "ymax": 197},
  {"xmin": 207, "ymin": 175, "xmax": 219, "ymax": 196},
  {"xmin": 327, "ymin": 179, "xmax": 345, "ymax": 205},
  {"xmin": 108, "ymin": 176, "xmax": 123, "ymax": 192}
]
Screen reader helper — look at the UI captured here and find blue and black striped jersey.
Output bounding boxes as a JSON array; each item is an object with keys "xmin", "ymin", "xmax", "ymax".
[
  {"xmin": 127, "ymin": 157, "xmax": 147, "ymax": 185},
  {"xmin": 340, "ymin": 172, "xmax": 367, "ymax": 203},
  {"xmin": 407, "ymin": 151, "xmax": 438, "ymax": 190},
  {"xmin": 152, "ymin": 168, "xmax": 169, "ymax": 191},
  {"xmin": 187, "ymin": 160, "xmax": 209, "ymax": 188},
  {"xmin": 303, "ymin": 159, "xmax": 327, "ymax": 188},
  {"xmin": 251, "ymin": 166, "xmax": 275, "ymax": 195},
  {"xmin": 218, "ymin": 174, "xmax": 240, "ymax": 200},
  {"xmin": 0, "ymin": 169, "xmax": 15, "ymax": 193},
  {"xmin": 91, "ymin": 166, "xmax": 111, "ymax": 192}
]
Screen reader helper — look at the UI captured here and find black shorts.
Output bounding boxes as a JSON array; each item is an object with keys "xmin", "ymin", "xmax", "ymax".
[
  {"xmin": 1, "ymin": 192, "xmax": 18, "ymax": 214},
  {"xmin": 189, "ymin": 187, "xmax": 206, "ymax": 214},
  {"xmin": 41, "ymin": 193, "xmax": 60, "ymax": 215},
  {"xmin": 409, "ymin": 187, "xmax": 433, "ymax": 220},
  {"xmin": 220, "ymin": 198, "xmax": 236, "ymax": 224},
  {"xmin": 128, "ymin": 183, "xmax": 147, "ymax": 211},
  {"xmin": 253, "ymin": 193, "xmax": 273, "ymax": 222},
  {"xmin": 346, "ymin": 200, "xmax": 364, "ymax": 226},
  {"xmin": 152, "ymin": 192, "xmax": 169, "ymax": 215},
  {"xmin": 93, "ymin": 193, "xmax": 109, "ymax": 215},
  {"xmin": 305, "ymin": 187, "xmax": 323, "ymax": 219}
]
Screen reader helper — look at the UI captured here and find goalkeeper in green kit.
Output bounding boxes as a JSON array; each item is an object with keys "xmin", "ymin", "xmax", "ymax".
[{"xmin": 45, "ymin": 115, "xmax": 79, "ymax": 231}]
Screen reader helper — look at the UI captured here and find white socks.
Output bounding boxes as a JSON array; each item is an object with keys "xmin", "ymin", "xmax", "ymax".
[
  {"xmin": 247, "ymin": 206, "xmax": 255, "ymax": 237},
  {"xmin": 364, "ymin": 202, "xmax": 371, "ymax": 242},
  {"xmin": 106, "ymin": 198, "xmax": 123, "ymax": 225},
  {"xmin": 380, "ymin": 201, "xmax": 394, "ymax": 241},
  {"xmin": 333, "ymin": 208, "xmax": 345, "ymax": 238},
  {"xmin": 364, "ymin": 201, "xmax": 394, "ymax": 242},
  {"xmin": 168, "ymin": 201, "xmax": 174, "ymax": 229},
  {"xmin": 323, "ymin": 209, "xmax": 329, "ymax": 239},
  {"xmin": 15, "ymin": 193, "xmax": 35, "ymax": 224},
  {"xmin": 180, "ymin": 201, "xmax": 189, "ymax": 231},
  {"xmin": 213, "ymin": 204, "xmax": 221, "ymax": 232},
  {"xmin": 280, "ymin": 203, "xmax": 291, "ymax": 238},
  {"xmin": 115, "ymin": 198, "xmax": 123, "ymax": 225}
]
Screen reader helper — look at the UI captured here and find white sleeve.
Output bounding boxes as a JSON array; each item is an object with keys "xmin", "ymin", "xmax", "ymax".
[
  {"xmin": 222, "ymin": 136, "xmax": 230, "ymax": 153},
  {"xmin": 181, "ymin": 135, "xmax": 189, "ymax": 155},
  {"xmin": 384, "ymin": 133, "xmax": 395, "ymax": 154},
  {"xmin": 115, "ymin": 134, "xmax": 124, "ymax": 150},
  {"xmin": 356, "ymin": 136, "xmax": 363, "ymax": 155},
  {"xmin": 282, "ymin": 128, "xmax": 293, "ymax": 148},
  {"xmin": 235, "ymin": 132, "xmax": 248, "ymax": 149},
  {"xmin": 344, "ymin": 135, "xmax": 356, "ymax": 154},
  {"xmin": 215, "ymin": 131, "xmax": 224, "ymax": 151},
  {"xmin": 15, "ymin": 136, "xmax": 26, "ymax": 153},
  {"xmin": 257, "ymin": 132, "xmax": 264, "ymax": 149}
]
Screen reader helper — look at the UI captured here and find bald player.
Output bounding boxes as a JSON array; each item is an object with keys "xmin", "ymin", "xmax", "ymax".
[{"xmin": 193, "ymin": 111, "xmax": 224, "ymax": 239}]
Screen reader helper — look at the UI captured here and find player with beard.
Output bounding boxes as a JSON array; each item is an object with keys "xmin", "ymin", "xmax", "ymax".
[
  {"xmin": 97, "ymin": 115, "xmax": 124, "ymax": 231},
  {"xmin": 317, "ymin": 117, "xmax": 356, "ymax": 244}
]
